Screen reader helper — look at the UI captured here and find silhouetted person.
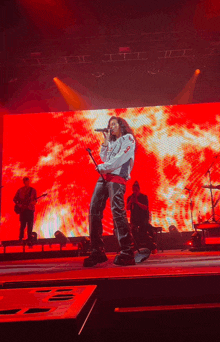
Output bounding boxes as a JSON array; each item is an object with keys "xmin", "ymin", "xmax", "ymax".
[
  {"xmin": 127, "ymin": 181, "xmax": 156, "ymax": 251},
  {"xmin": 13, "ymin": 177, "xmax": 37, "ymax": 245}
]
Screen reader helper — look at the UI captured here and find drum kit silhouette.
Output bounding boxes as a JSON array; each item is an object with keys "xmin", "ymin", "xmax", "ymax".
[
  {"xmin": 185, "ymin": 154, "xmax": 220, "ymax": 262},
  {"xmin": 194, "ymin": 183, "xmax": 220, "ymax": 230},
  {"xmin": 186, "ymin": 157, "xmax": 220, "ymax": 250},
  {"xmin": 186, "ymin": 155, "xmax": 220, "ymax": 232}
]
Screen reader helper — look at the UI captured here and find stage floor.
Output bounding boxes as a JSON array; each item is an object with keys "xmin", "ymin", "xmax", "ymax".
[{"xmin": 1, "ymin": 249, "xmax": 220, "ymax": 285}]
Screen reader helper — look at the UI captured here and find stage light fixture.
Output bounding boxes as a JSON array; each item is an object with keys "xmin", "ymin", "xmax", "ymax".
[
  {"xmin": 31, "ymin": 232, "xmax": 38, "ymax": 243},
  {"xmin": 54, "ymin": 230, "xmax": 69, "ymax": 246},
  {"xmin": 172, "ymin": 69, "xmax": 201, "ymax": 104},
  {"xmin": 189, "ymin": 231, "xmax": 202, "ymax": 248}
]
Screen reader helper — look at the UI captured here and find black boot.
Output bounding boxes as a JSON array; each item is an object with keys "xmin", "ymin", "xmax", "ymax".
[
  {"xmin": 83, "ymin": 249, "xmax": 108, "ymax": 267},
  {"xmin": 113, "ymin": 253, "xmax": 135, "ymax": 266}
]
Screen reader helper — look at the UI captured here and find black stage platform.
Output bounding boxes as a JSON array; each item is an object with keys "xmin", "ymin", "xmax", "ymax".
[{"xmin": 1, "ymin": 250, "xmax": 220, "ymax": 341}]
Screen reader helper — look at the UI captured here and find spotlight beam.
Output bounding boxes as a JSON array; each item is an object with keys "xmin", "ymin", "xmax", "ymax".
[
  {"xmin": 172, "ymin": 69, "xmax": 201, "ymax": 105},
  {"xmin": 53, "ymin": 77, "xmax": 88, "ymax": 111}
]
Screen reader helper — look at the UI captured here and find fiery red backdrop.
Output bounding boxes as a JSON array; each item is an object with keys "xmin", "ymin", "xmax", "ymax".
[{"xmin": 1, "ymin": 103, "xmax": 220, "ymax": 241}]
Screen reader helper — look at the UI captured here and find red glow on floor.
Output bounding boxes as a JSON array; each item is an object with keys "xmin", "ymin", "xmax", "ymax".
[
  {"xmin": 114, "ymin": 302, "xmax": 220, "ymax": 313},
  {"xmin": 1, "ymin": 250, "xmax": 220, "ymax": 285}
]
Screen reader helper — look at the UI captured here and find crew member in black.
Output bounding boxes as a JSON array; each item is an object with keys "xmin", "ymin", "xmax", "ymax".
[
  {"xmin": 13, "ymin": 177, "xmax": 37, "ymax": 245},
  {"xmin": 127, "ymin": 181, "xmax": 156, "ymax": 250},
  {"xmin": 83, "ymin": 116, "xmax": 136, "ymax": 267}
]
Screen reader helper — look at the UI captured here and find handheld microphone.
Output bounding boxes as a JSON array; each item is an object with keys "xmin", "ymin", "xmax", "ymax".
[{"xmin": 94, "ymin": 128, "xmax": 109, "ymax": 133}]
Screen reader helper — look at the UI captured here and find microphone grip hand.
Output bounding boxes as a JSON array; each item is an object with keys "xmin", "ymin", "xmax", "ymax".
[
  {"xmin": 96, "ymin": 165, "xmax": 104, "ymax": 174},
  {"xmin": 103, "ymin": 129, "xmax": 111, "ymax": 146}
]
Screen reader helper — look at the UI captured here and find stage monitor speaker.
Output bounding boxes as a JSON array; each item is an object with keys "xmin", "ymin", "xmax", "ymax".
[{"xmin": 0, "ymin": 285, "xmax": 97, "ymax": 340}]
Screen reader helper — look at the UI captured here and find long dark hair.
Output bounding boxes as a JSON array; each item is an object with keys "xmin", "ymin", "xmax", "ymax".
[{"xmin": 107, "ymin": 116, "xmax": 135, "ymax": 143}]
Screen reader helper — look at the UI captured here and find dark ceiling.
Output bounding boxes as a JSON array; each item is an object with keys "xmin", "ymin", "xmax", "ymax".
[{"xmin": 0, "ymin": 0, "xmax": 220, "ymax": 112}]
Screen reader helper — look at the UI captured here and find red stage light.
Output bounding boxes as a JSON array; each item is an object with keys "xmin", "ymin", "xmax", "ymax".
[
  {"xmin": 18, "ymin": 0, "xmax": 73, "ymax": 33},
  {"xmin": 194, "ymin": 0, "xmax": 220, "ymax": 33}
]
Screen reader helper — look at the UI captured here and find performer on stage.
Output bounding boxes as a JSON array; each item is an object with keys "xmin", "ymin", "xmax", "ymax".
[
  {"xmin": 127, "ymin": 181, "xmax": 156, "ymax": 251},
  {"xmin": 83, "ymin": 116, "xmax": 136, "ymax": 267},
  {"xmin": 13, "ymin": 177, "xmax": 37, "ymax": 245}
]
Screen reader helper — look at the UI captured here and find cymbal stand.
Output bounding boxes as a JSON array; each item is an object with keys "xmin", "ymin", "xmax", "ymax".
[
  {"xmin": 205, "ymin": 156, "xmax": 219, "ymax": 222},
  {"xmin": 214, "ymin": 196, "xmax": 220, "ymax": 209},
  {"xmin": 186, "ymin": 188, "xmax": 195, "ymax": 231}
]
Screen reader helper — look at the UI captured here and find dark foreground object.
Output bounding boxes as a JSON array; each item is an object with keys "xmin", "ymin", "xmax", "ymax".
[
  {"xmin": 0, "ymin": 285, "xmax": 97, "ymax": 342},
  {"xmin": 2, "ymin": 250, "xmax": 220, "ymax": 341}
]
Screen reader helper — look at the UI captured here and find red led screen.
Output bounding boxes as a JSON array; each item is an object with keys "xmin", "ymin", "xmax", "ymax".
[{"xmin": 1, "ymin": 103, "xmax": 220, "ymax": 241}]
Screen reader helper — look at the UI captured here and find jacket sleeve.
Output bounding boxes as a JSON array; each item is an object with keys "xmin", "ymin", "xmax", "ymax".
[
  {"xmin": 98, "ymin": 134, "xmax": 135, "ymax": 173},
  {"xmin": 13, "ymin": 190, "xmax": 20, "ymax": 203},
  {"xmin": 141, "ymin": 195, "xmax": 148, "ymax": 206},
  {"xmin": 32, "ymin": 188, "xmax": 37, "ymax": 201},
  {"xmin": 100, "ymin": 144, "xmax": 108, "ymax": 162}
]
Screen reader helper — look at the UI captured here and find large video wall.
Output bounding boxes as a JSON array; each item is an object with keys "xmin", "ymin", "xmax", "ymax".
[{"xmin": 1, "ymin": 103, "xmax": 220, "ymax": 241}]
